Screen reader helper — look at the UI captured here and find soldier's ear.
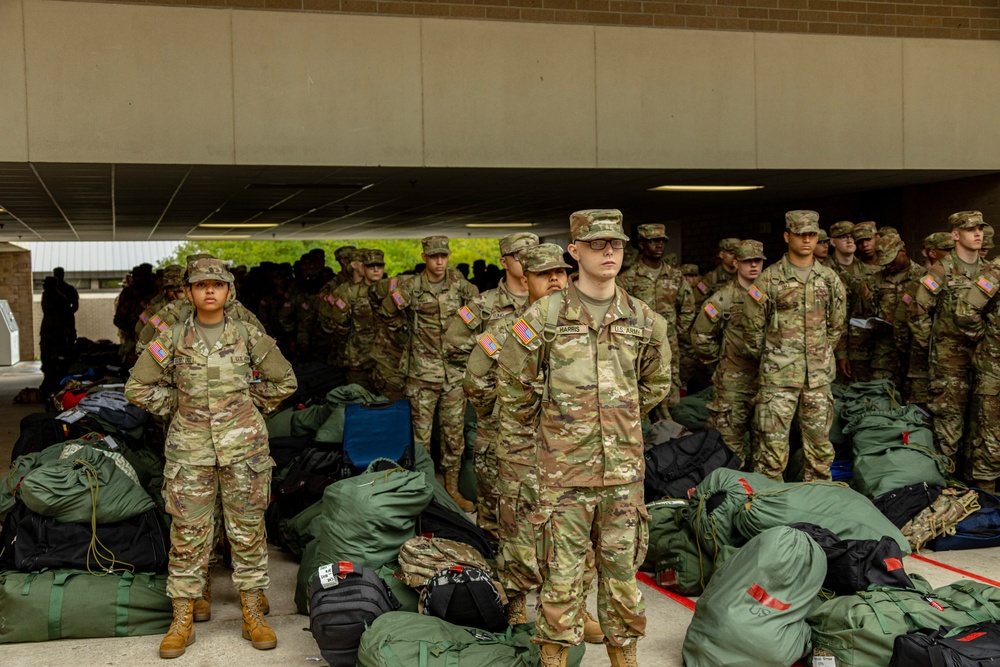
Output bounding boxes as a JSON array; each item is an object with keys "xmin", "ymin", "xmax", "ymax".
[{"xmin": 568, "ymin": 243, "xmax": 581, "ymax": 262}]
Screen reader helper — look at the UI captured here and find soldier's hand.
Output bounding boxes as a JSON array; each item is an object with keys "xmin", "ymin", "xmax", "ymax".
[{"xmin": 837, "ymin": 357, "xmax": 853, "ymax": 379}]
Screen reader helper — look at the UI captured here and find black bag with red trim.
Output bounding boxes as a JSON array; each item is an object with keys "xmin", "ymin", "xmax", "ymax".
[
  {"xmin": 791, "ymin": 522, "xmax": 913, "ymax": 595},
  {"xmin": 889, "ymin": 622, "xmax": 1000, "ymax": 667}
]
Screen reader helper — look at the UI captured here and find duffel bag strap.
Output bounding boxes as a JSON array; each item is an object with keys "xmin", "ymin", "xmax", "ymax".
[
  {"xmin": 882, "ymin": 589, "xmax": 925, "ymax": 632},
  {"xmin": 116, "ymin": 571, "xmax": 135, "ymax": 637},
  {"xmin": 860, "ymin": 592, "xmax": 893, "ymax": 635},
  {"xmin": 928, "ymin": 644, "xmax": 948, "ymax": 667},
  {"xmin": 48, "ymin": 571, "xmax": 75, "ymax": 639},
  {"xmin": 951, "ymin": 584, "xmax": 1000, "ymax": 622}
]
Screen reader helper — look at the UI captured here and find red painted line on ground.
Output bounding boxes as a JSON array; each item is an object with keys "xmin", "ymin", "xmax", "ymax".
[
  {"xmin": 911, "ymin": 554, "xmax": 1000, "ymax": 588},
  {"xmin": 635, "ymin": 572, "xmax": 696, "ymax": 610}
]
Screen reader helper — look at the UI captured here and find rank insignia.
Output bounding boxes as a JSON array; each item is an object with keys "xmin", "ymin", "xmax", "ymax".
[
  {"xmin": 704, "ymin": 302, "xmax": 719, "ymax": 320},
  {"xmin": 478, "ymin": 333, "xmax": 499, "ymax": 357},
  {"xmin": 148, "ymin": 341, "xmax": 168, "ymax": 363},
  {"xmin": 921, "ymin": 275, "xmax": 940, "ymax": 293},
  {"xmin": 512, "ymin": 318, "xmax": 537, "ymax": 345},
  {"xmin": 977, "ymin": 277, "xmax": 996, "ymax": 295},
  {"xmin": 459, "ymin": 305, "xmax": 476, "ymax": 325},
  {"xmin": 747, "ymin": 285, "xmax": 764, "ymax": 302}
]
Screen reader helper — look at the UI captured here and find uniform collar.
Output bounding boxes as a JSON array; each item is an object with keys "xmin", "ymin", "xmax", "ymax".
[{"xmin": 564, "ymin": 280, "xmax": 633, "ymax": 329}]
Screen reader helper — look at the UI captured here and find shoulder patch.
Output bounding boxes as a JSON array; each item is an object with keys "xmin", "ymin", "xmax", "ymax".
[
  {"xmin": 478, "ymin": 333, "xmax": 500, "ymax": 358},
  {"xmin": 902, "ymin": 293, "xmax": 913, "ymax": 305},
  {"xmin": 325, "ymin": 294, "xmax": 336, "ymax": 306},
  {"xmin": 300, "ymin": 302, "xmax": 310, "ymax": 311},
  {"xmin": 389, "ymin": 277, "xmax": 398, "ymax": 291},
  {"xmin": 459, "ymin": 305, "xmax": 477, "ymax": 326},
  {"xmin": 921, "ymin": 275, "xmax": 941, "ymax": 293},
  {"xmin": 151, "ymin": 315, "xmax": 162, "ymax": 327},
  {"xmin": 862, "ymin": 283, "xmax": 870, "ymax": 298},
  {"xmin": 977, "ymin": 276, "xmax": 997, "ymax": 295},
  {"xmin": 696, "ymin": 281, "xmax": 708, "ymax": 294},
  {"xmin": 512, "ymin": 318, "xmax": 538, "ymax": 346},
  {"xmin": 335, "ymin": 297, "xmax": 347, "ymax": 310},
  {"xmin": 747, "ymin": 285, "xmax": 764, "ymax": 302},
  {"xmin": 391, "ymin": 290, "xmax": 407, "ymax": 308},
  {"xmin": 139, "ymin": 312, "xmax": 149, "ymax": 324},
  {"xmin": 703, "ymin": 302, "xmax": 719, "ymax": 320},
  {"xmin": 147, "ymin": 341, "xmax": 168, "ymax": 363}
]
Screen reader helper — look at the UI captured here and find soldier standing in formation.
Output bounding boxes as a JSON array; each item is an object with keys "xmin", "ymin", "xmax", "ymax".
[
  {"xmin": 868, "ymin": 234, "xmax": 924, "ymax": 386},
  {"xmin": 837, "ymin": 221, "xmax": 882, "ymax": 383},
  {"xmin": 701, "ymin": 237, "xmax": 740, "ymax": 295}
]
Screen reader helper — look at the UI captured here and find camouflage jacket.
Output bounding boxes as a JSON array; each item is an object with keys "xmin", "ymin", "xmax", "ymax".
[
  {"xmin": 136, "ymin": 298, "xmax": 264, "ymax": 353},
  {"xmin": 494, "ymin": 281, "xmax": 670, "ymax": 487},
  {"xmin": 369, "ymin": 277, "xmax": 410, "ymax": 384},
  {"xmin": 690, "ymin": 278, "xmax": 758, "ymax": 393},
  {"xmin": 701, "ymin": 264, "xmax": 738, "ymax": 297},
  {"xmin": 908, "ymin": 251, "xmax": 984, "ymax": 369},
  {"xmin": 318, "ymin": 279, "xmax": 376, "ymax": 370},
  {"xmin": 834, "ymin": 260, "xmax": 882, "ymax": 361},
  {"xmin": 134, "ymin": 293, "xmax": 168, "ymax": 338},
  {"xmin": 443, "ymin": 279, "xmax": 526, "ymax": 371},
  {"xmin": 894, "ymin": 272, "xmax": 929, "ymax": 381},
  {"xmin": 462, "ymin": 293, "xmax": 526, "ymax": 422},
  {"xmin": 743, "ymin": 254, "xmax": 847, "ymax": 389},
  {"xmin": 954, "ymin": 258, "xmax": 1000, "ymax": 391},
  {"xmin": 377, "ymin": 268, "xmax": 479, "ymax": 385},
  {"xmin": 125, "ymin": 314, "xmax": 297, "ymax": 466}
]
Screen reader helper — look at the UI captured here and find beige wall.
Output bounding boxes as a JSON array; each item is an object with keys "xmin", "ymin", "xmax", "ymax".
[
  {"xmin": 31, "ymin": 293, "xmax": 119, "ymax": 360},
  {"xmin": 2, "ymin": 0, "xmax": 1000, "ymax": 170}
]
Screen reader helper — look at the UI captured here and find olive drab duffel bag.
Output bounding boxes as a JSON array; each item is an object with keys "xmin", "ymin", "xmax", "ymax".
[
  {"xmin": 687, "ymin": 468, "xmax": 781, "ymax": 559},
  {"xmin": 644, "ymin": 500, "xmax": 721, "ymax": 596}
]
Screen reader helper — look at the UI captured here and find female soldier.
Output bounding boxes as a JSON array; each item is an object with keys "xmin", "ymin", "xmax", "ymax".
[{"xmin": 126, "ymin": 257, "xmax": 297, "ymax": 659}]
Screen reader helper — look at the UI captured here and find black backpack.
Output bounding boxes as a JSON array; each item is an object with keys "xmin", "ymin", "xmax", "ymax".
[
  {"xmin": 288, "ymin": 362, "xmax": 345, "ymax": 405},
  {"xmin": 890, "ymin": 622, "xmax": 1000, "ymax": 667},
  {"xmin": 421, "ymin": 566, "xmax": 508, "ymax": 633},
  {"xmin": 643, "ymin": 428, "xmax": 741, "ymax": 502},
  {"xmin": 308, "ymin": 561, "xmax": 402, "ymax": 667},
  {"xmin": 791, "ymin": 522, "xmax": 913, "ymax": 595},
  {"xmin": 873, "ymin": 482, "xmax": 943, "ymax": 528},
  {"xmin": 417, "ymin": 498, "xmax": 497, "ymax": 560}
]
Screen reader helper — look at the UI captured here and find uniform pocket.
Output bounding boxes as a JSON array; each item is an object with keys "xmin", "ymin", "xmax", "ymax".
[{"xmin": 632, "ymin": 503, "xmax": 650, "ymax": 570}]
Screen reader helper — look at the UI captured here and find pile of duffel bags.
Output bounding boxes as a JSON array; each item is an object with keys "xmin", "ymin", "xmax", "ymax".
[{"xmin": 0, "ymin": 389, "xmax": 173, "ymax": 644}]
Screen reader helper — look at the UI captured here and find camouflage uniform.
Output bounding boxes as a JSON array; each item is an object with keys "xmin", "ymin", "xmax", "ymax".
[
  {"xmin": 125, "ymin": 259, "xmax": 297, "ymax": 601},
  {"xmin": 868, "ymin": 235, "xmax": 924, "ymax": 386},
  {"xmin": 825, "ymin": 220, "xmax": 856, "ymax": 285},
  {"xmin": 700, "ymin": 237, "xmax": 741, "ymax": 297},
  {"xmin": 690, "ymin": 240, "xmax": 765, "ymax": 464},
  {"xmin": 680, "ymin": 264, "xmax": 708, "ymax": 306},
  {"xmin": 134, "ymin": 265, "xmax": 186, "ymax": 339},
  {"xmin": 744, "ymin": 211, "xmax": 847, "ymax": 482},
  {"xmin": 617, "ymin": 224, "xmax": 696, "ymax": 411},
  {"xmin": 369, "ymin": 276, "xmax": 409, "ymax": 401},
  {"xmin": 318, "ymin": 249, "xmax": 382, "ymax": 389},
  {"xmin": 496, "ymin": 211, "xmax": 671, "ymax": 650},
  {"xmin": 136, "ymin": 297, "xmax": 265, "ymax": 354},
  {"xmin": 836, "ymin": 221, "xmax": 882, "ymax": 384},
  {"xmin": 908, "ymin": 214, "xmax": 985, "ymax": 461},
  {"xmin": 377, "ymin": 236, "xmax": 479, "ymax": 473}
]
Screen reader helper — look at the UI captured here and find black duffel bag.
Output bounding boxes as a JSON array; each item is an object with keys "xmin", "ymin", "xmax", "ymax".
[
  {"xmin": 791, "ymin": 522, "xmax": 912, "ymax": 595},
  {"xmin": 890, "ymin": 622, "xmax": 1000, "ymax": 667},
  {"xmin": 644, "ymin": 428, "xmax": 740, "ymax": 502}
]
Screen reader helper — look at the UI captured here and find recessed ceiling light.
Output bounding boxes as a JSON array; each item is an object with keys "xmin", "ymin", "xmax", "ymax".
[
  {"xmin": 465, "ymin": 222, "xmax": 536, "ymax": 228},
  {"xmin": 199, "ymin": 223, "xmax": 279, "ymax": 229},
  {"xmin": 0, "ymin": 207, "xmax": 6, "ymax": 213},
  {"xmin": 648, "ymin": 185, "xmax": 764, "ymax": 192},
  {"xmin": 186, "ymin": 234, "xmax": 252, "ymax": 239}
]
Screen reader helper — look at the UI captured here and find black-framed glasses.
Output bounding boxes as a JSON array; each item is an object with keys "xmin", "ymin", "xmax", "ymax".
[{"xmin": 578, "ymin": 239, "xmax": 625, "ymax": 250}]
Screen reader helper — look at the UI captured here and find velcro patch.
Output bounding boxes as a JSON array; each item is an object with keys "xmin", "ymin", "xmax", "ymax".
[
  {"xmin": 148, "ymin": 341, "xmax": 168, "ymax": 363},
  {"xmin": 151, "ymin": 315, "xmax": 163, "ymax": 327},
  {"xmin": 977, "ymin": 276, "xmax": 996, "ymax": 295},
  {"xmin": 139, "ymin": 313, "xmax": 149, "ymax": 324},
  {"xmin": 325, "ymin": 294, "xmax": 336, "ymax": 306},
  {"xmin": 611, "ymin": 325, "xmax": 643, "ymax": 337},
  {"xmin": 478, "ymin": 333, "xmax": 499, "ymax": 357},
  {"xmin": 902, "ymin": 293, "xmax": 913, "ymax": 305},
  {"xmin": 696, "ymin": 281, "xmax": 708, "ymax": 294},
  {"xmin": 301, "ymin": 302, "xmax": 310, "ymax": 310},
  {"xmin": 157, "ymin": 322, "xmax": 169, "ymax": 332},
  {"xmin": 389, "ymin": 277, "xmax": 398, "ymax": 291},
  {"xmin": 747, "ymin": 285, "xmax": 764, "ymax": 302},
  {"xmin": 704, "ymin": 302, "xmax": 719, "ymax": 320},
  {"xmin": 512, "ymin": 318, "xmax": 537, "ymax": 345},
  {"xmin": 557, "ymin": 325, "xmax": 584, "ymax": 334},
  {"xmin": 922, "ymin": 275, "xmax": 941, "ymax": 293},
  {"xmin": 459, "ymin": 305, "xmax": 476, "ymax": 325},
  {"xmin": 391, "ymin": 290, "xmax": 407, "ymax": 308},
  {"xmin": 747, "ymin": 583, "xmax": 791, "ymax": 611}
]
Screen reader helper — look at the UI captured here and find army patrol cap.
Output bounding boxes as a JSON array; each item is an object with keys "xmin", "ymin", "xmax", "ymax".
[
  {"xmin": 734, "ymin": 240, "xmax": 766, "ymax": 262},
  {"xmin": 718, "ymin": 238, "xmax": 741, "ymax": 252},
  {"xmin": 499, "ymin": 232, "xmax": 539, "ymax": 257},
  {"xmin": 185, "ymin": 253, "xmax": 212, "ymax": 264},
  {"xmin": 680, "ymin": 263, "xmax": 701, "ymax": 276},
  {"xmin": 852, "ymin": 221, "xmax": 877, "ymax": 241},
  {"xmin": 880, "ymin": 226, "xmax": 899, "ymax": 237},
  {"xmin": 785, "ymin": 210, "xmax": 820, "ymax": 235},
  {"xmin": 983, "ymin": 224, "xmax": 995, "ymax": 249},
  {"xmin": 162, "ymin": 265, "xmax": 186, "ymax": 289},
  {"xmin": 521, "ymin": 243, "xmax": 572, "ymax": 273},
  {"xmin": 817, "ymin": 229, "xmax": 829, "ymax": 243},
  {"xmin": 334, "ymin": 246, "xmax": 357, "ymax": 262},
  {"xmin": 421, "ymin": 235, "xmax": 451, "ymax": 256},
  {"xmin": 362, "ymin": 249, "xmax": 385, "ymax": 266},
  {"xmin": 924, "ymin": 231, "xmax": 955, "ymax": 251},
  {"xmin": 637, "ymin": 224, "xmax": 668, "ymax": 241},
  {"xmin": 187, "ymin": 257, "xmax": 234, "ymax": 284},
  {"xmin": 950, "ymin": 210, "xmax": 986, "ymax": 230},
  {"xmin": 873, "ymin": 234, "xmax": 904, "ymax": 266},
  {"xmin": 570, "ymin": 209, "xmax": 629, "ymax": 242},
  {"xmin": 830, "ymin": 221, "xmax": 854, "ymax": 238}
]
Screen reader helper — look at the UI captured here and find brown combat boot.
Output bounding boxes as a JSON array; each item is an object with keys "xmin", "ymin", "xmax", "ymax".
[
  {"xmin": 193, "ymin": 577, "xmax": 211, "ymax": 622},
  {"xmin": 539, "ymin": 642, "xmax": 569, "ymax": 667},
  {"xmin": 583, "ymin": 610, "xmax": 605, "ymax": 644},
  {"xmin": 505, "ymin": 593, "xmax": 527, "ymax": 624},
  {"xmin": 159, "ymin": 598, "xmax": 195, "ymax": 659},
  {"xmin": 240, "ymin": 589, "xmax": 277, "ymax": 650},
  {"xmin": 445, "ymin": 471, "xmax": 475, "ymax": 513},
  {"xmin": 607, "ymin": 642, "xmax": 639, "ymax": 667}
]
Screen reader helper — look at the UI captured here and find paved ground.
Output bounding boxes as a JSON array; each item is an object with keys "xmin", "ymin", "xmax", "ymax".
[{"xmin": 1, "ymin": 361, "xmax": 999, "ymax": 666}]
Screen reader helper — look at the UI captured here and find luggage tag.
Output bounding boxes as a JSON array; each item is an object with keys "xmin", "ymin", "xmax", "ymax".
[
  {"xmin": 103, "ymin": 435, "xmax": 119, "ymax": 451},
  {"xmin": 812, "ymin": 656, "xmax": 837, "ymax": 667},
  {"xmin": 317, "ymin": 564, "xmax": 339, "ymax": 589}
]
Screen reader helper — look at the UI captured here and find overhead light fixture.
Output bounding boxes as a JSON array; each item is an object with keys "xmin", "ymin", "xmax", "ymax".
[
  {"xmin": 649, "ymin": 185, "xmax": 764, "ymax": 192},
  {"xmin": 0, "ymin": 207, "xmax": 5, "ymax": 213},
  {"xmin": 186, "ymin": 234, "xmax": 252, "ymax": 239},
  {"xmin": 199, "ymin": 223, "xmax": 279, "ymax": 229},
  {"xmin": 465, "ymin": 222, "xmax": 536, "ymax": 229}
]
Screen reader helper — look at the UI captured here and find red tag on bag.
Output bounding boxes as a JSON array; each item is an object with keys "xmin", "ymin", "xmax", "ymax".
[
  {"xmin": 883, "ymin": 558, "xmax": 903, "ymax": 572},
  {"xmin": 747, "ymin": 583, "xmax": 791, "ymax": 610},
  {"xmin": 959, "ymin": 631, "xmax": 986, "ymax": 642},
  {"xmin": 338, "ymin": 561, "xmax": 354, "ymax": 578},
  {"xmin": 902, "ymin": 431, "xmax": 910, "ymax": 445}
]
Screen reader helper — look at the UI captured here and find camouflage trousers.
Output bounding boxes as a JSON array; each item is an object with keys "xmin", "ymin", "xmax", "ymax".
[
  {"xmin": 474, "ymin": 419, "xmax": 500, "ymax": 542},
  {"xmin": 752, "ymin": 384, "xmax": 834, "ymax": 482},
  {"xmin": 534, "ymin": 483, "xmax": 647, "ymax": 648},
  {"xmin": 371, "ymin": 363, "xmax": 406, "ymax": 402},
  {"xmin": 677, "ymin": 337, "xmax": 701, "ymax": 389},
  {"xmin": 970, "ymin": 392, "xmax": 1000, "ymax": 481},
  {"xmin": 928, "ymin": 366, "xmax": 974, "ymax": 461},
  {"xmin": 405, "ymin": 378, "xmax": 466, "ymax": 473},
  {"xmin": 706, "ymin": 387, "xmax": 755, "ymax": 466},
  {"xmin": 162, "ymin": 457, "xmax": 273, "ymax": 599}
]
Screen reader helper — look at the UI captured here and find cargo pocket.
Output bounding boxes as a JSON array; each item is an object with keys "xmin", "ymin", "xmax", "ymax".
[
  {"xmin": 632, "ymin": 503, "xmax": 650, "ymax": 571},
  {"xmin": 531, "ymin": 506, "xmax": 555, "ymax": 583},
  {"xmin": 162, "ymin": 461, "xmax": 182, "ymax": 518}
]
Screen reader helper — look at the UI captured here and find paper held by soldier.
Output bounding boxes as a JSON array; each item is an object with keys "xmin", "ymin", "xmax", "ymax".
[{"xmin": 849, "ymin": 316, "xmax": 888, "ymax": 330}]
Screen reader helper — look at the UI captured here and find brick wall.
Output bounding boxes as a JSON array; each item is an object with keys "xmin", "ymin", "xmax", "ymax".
[
  {"xmin": 67, "ymin": 0, "xmax": 1000, "ymax": 40},
  {"xmin": 0, "ymin": 245, "xmax": 36, "ymax": 362}
]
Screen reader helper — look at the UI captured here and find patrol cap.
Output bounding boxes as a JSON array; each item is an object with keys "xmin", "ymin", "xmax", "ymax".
[
  {"xmin": 880, "ymin": 226, "xmax": 899, "ymax": 237},
  {"xmin": 873, "ymin": 234, "xmax": 904, "ymax": 266},
  {"xmin": 924, "ymin": 231, "xmax": 955, "ymax": 251},
  {"xmin": 817, "ymin": 229, "xmax": 829, "ymax": 242},
  {"xmin": 570, "ymin": 209, "xmax": 629, "ymax": 242},
  {"xmin": 663, "ymin": 252, "xmax": 679, "ymax": 266},
  {"xmin": 421, "ymin": 235, "xmax": 451, "ymax": 256},
  {"xmin": 187, "ymin": 257, "xmax": 234, "ymax": 284},
  {"xmin": 680, "ymin": 263, "xmax": 701, "ymax": 276},
  {"xmin": 637, "ymin": 224, "xmax": 668, "ymax": 241},
  {"xmin": 852, "ymin": 221, "xmax": 877, "ymax": 241},
  {"xmin": 718, "ymin": 238, "xmax": 741, "ymax": 252},
  {"xmin": 830, "ymin": 221, "xmax": 855, "ymax": 238},
  {"xmin": 348, "ymin": 248, "xmax": 368, "ymax": 263},
  {"xmin": 162, "ymin": 265, "xmax": 186, "ymax": 289},
  {"xmin": 734, "ymin": 239, "xmax": 766, "ymax": 262},
  {"xmin": 521, "ymin": 243, "xmax": 572, "ymax": 273},
  {"xmin": 334, "ymin": 246, "xmax": 357, "ymax": 262},
  {"xmin": 949, "ymin": 210, "xmax": 985, "ymax": 230},
  {"xmin": 185, "ymin": 253, "xmax": 212, "ymax": 264},
  {"xmin": 983, "ymin": 223, "xmax": 995, "ymax": 249},
  {"xmin": 785, "ymin": 210, "xmax": 820, "ymax": 234},
  {"xmin": 498, "ymin": 232, "xmax": 539, "ymax": 256},
  {"xmin": 362, "ymin": 249, "xmax": 385, "ymax": 266}
]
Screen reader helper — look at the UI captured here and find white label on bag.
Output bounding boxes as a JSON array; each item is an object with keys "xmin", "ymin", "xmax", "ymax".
[
  {"xmin": 56, "ymin": 409, "xmax": 85, "ymax": 424},
  {"xmin": 318, "ymin": 564, "xmax": 338, "ymax": 589},
  {"xmin": 813, "ymin": 656, "xmax": 837, "ymax": 667},
  {"xmin": 103, "ymin": 435, "xmax": 119, "ymax": 451}
]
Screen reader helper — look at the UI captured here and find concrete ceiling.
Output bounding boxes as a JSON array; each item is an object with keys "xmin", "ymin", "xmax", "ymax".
[{"xmin": 0, "ymin": 162, "xmax": 994, "ymax": 242}]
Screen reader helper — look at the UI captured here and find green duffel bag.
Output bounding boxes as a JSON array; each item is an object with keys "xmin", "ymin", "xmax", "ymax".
[
  {"xmin": 377, "ymin": 562, "xmax": 419, "ymax": 613},
  {"xmin": 0, "ymin": 569, "xmax": 172, "ymax": 643},
  {"xmin": 19, "ymin": 444, "xmax": 155, "ymax": 524},
  {"xmin": 1, "ymin": 443, "xmax": 66, "ymax": 514},
  {"xmin": 845, "ymin": 407, "xmax": 950, "ymax": 499},
  {"xmin": 672, "ymin": 385, "xmax": 715, "ymax": 431},
  {"xmin": 292, "ymin": 403, "xmax": 333, "ymax": 438},
  {"xmin": 266, "ymin": 405, "xmax": 296, "ymax": 438},
  {"xmin": 838, "ymin": 380, "xmax": 904, "ymax": 425},
  {"xmin": 688, "ymin": 468, "xmax": 781, "ymax": 559},
  {"xmin": 357, "ymin": 611, "xmax": 586, "ymax": 667},
  {"xmin": 643, "ymin": 500, "xmax": 717, "ymax": 595},
  {"xmin": 414, "ymin": 444, "xmax": 473, "ymax": 519},
  {"xmin": 282, "ymin": 499, "xmax": 324, "ymax": 559},
  {"xmin": 295, "ymin": 538, "xmax": 321, "ymax": 614},
  {"xmin": 683, "ymin": 526, "xmax": 826, "ymax": 667},
  {"xmin": 317, "ymin": 466, "xmax": 433, "ymax": 569},
  {"xmin": 808, "ymin": 575, "xmax": 1000, "ymax": 667},
  {"xmin": 732, "ymin": 481, "xmax": 911, "ymax": 555}
]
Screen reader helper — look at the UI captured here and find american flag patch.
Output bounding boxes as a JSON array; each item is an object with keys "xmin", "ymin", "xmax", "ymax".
[
  {"xmin": 478, "ymin": 333, "xmax": 499, "ymax": 356},
  {"xmin": 151, "ymin": 315, "xmax": 162, "ymax": 327},
  {"xmin": 902, "ymin": 293, "xmax": 913, "ymax": 305},
  {"xmin": 696, "ymin": 282, "xmax": 708, "ymax": 294},
  {"xmin": 747, "ymin": 285, "xmax": 764, "ymax": 302},
  {"xmin": 977, "ymin": 277, "xmax": 996, "ymax": 294},
  {"xmin": 139, "ymin": 313, "xmax": 149, "ymax": 324},
  {"xmin": 301, "ymin": 302, "xmax": 309, "ymax": 310},
  {"xmin": 325, "ymin": 294, "xmax": 336, "ymax": 306},
  {"xmin": 922, "ymin": 275, "xmax": 940, "ymax": 292},
  {"xmin": 389, "ymin": 277, "xmax": 398, "ymax": 291},
  {"xmin": 148, "ymin": 341, "xmax": 168, "ymax": 363},
  {"xmin": 704, "ymin": 302, "xmax": 719, "ymax": 319},
  {"xmin": 459, "ymin": 305, "xmax": 476, "ymax": 325},
  {"xmin": 391, "ymin": 290, "xmax": 406, "ymax": 308},
  {"xmin": 512, "ymin": 318, "xmax": 537, "ymax": 345},
  {"xmin": 862, "ymin": 283, "xmax": 870, "ymax": 298},
  {"xmin": 335, "ymin": 298, "xmax": 347, "ymax": 310}
]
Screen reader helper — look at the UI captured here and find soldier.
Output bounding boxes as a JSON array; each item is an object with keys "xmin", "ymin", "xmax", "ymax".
[
  {"xmin": 135, "ymin": 265, "xmax": 186, "ymax": 341},
  {"xmin": 909, "ymin": 211, "xmax": 986, "ymax": 463},
  {"xmin": 680, "ymin": 264, "xmax": 708, "ymax": 305},
  {"xmin": 923, "ymin": 231, "xmax": 955, "ymax": 268},
  {"xmin": 495, "ymin": 210, "xmax": 670, "ymax": 667},
  {"xmin": 837, "ymin": 221, "xmax": 882, "ymax": 383},
  {"xmin": 332, "ymin": 245, "xmax": 358, "ymax": 287},
  {"xmin": 827, "ymin": 221, "xmax": 856, "ymax": 280},
  {"xmin": 744, "ymin": 210, "xmax": 847, "ymax": 481},
  {"xmin": 617, "ymin": 224, "xmax": 696, "ymax": 414},
  {"xmin": 981, "ymin": 223, "xmax": 994, "ymax": 260},
  {"xmin": 377, "ymin": 236, "xmax": 478, "ymax": 512},
  {"xmin": 813, "ymin": 229, "xmax": 831, "ymax": 264},
  {"xmin": 690, "ymin": 240, "xmax": 766, "ymax": 465},
  {"xmin": 444, "ymin": 232, "xmax": 538, "ymax": 537},
  {"xmin": 125, "ymin": 258, "xmax": 297, "ymax": 659},
  {"xmin": 869, "ymin": 234, "xmax": 923, "ymax": 386},
  {"xmin": 701, "ymin": 238, "xmax": 741, "ymax": 295}
]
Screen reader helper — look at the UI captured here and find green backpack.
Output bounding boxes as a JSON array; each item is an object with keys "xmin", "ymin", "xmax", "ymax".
[
  {"xmin": 357, "ymin": 612, "xmax": 586, "ymax": 667},
  {"xmin": 808, "ymin": 576, "xmax": 1000, "ymax": 667},
  {"xmin": 644, "ymin": 500, "xmax": 716, "ymax": 596},
  {"xmin": 682, "ymin": 526, "xmax": 827, "ymax": 667}
]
